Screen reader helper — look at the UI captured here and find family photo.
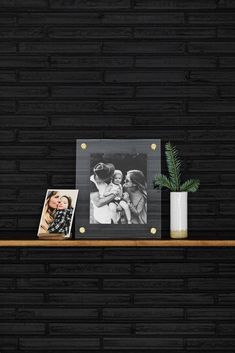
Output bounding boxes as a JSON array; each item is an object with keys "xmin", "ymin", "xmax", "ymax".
[
  {"xmin": 89, "ymin": 153, "xmax": 147, "ymax": 225},
  {"xmin": 38, "ymin": 189, "xmax": 79, "ymax": 238}
]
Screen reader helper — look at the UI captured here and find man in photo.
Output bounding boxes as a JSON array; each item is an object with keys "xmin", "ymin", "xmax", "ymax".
[{"xmin": 90, "ymin": 162, "xmax": 119, "ymax": 224}]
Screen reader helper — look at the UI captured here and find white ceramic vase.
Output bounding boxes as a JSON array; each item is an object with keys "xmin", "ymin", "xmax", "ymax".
[{"xmin": 170, "ymin": 192, "xmax": 188, "ymax": 239}]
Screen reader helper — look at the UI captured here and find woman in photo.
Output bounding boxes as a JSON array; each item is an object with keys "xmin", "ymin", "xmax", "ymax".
[
  {"xmin": 39, "ymin": 190, "xmax": 61, "ymax": 233},
  {"xmin": 123, "ymin": 170, "xmax": 147, "ymax": 224},
  {"xmin": 90, "ymin": 162, "xmax": 119, "ymax": 224}
]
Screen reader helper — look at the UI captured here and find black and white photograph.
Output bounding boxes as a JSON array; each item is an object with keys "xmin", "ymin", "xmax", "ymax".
[
  {"xmin": 76, "ymin": 139, "xmax": 161, "ymax": 239},
  {"xmin": 90, "ymin": 153, "xmax": 147, "ymax": 225},
  {"xmin": 37, "ymin": 189, "xmax": 79, "ymax": 239}
]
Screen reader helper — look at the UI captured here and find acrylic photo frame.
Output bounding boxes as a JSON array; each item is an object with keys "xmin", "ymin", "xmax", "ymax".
[{"xmin": 75, "ymin": 139, "xmax": 161, "ymax": 239}]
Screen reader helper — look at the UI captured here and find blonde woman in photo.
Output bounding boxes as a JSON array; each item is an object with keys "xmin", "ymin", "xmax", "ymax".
[{"xmin": 39, "ymin": 190, "xmax": 61, "ymax": 234}]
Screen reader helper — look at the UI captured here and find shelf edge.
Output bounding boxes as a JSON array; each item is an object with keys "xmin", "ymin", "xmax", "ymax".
[{"xmin": 0, "ymin": 240, "xmax": 235, "ymax": 247}]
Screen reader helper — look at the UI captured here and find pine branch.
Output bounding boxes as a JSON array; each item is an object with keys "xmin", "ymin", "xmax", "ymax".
[
  {"xmin": 180, "ymin": 179, "xmax": 200, "ymax": 192},
  {"xmin": 165, "ymin": 142, "xmax": 181, "ymax": 191},
  {"xmin": 153, "ymin": 142, "xmax": 200, "ymax": 193},
  {"xmin": 154, "ymin": 174, "xmax": 173, "ymax": 190}
]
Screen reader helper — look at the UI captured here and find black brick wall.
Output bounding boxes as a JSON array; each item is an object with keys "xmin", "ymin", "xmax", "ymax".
[
  {"xmin": 1, "ymin": 247, "xmax": 235, "ymax": 352},
  {"xmin": 1, "ymin": 0, "xmax": 235, "ymax": 351}
]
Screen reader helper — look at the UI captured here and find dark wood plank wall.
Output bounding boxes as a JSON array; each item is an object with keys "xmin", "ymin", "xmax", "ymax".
[{"xmin": 0, "ymin": 0, "xmax": 235, "ymax": 351}]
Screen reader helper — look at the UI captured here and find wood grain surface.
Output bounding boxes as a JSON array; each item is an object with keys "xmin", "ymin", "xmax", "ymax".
[{"xmin": 1, "ymin": 240, "xmax": 235, "ymax": 247}]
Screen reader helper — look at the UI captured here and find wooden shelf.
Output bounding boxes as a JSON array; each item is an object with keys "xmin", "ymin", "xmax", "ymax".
[{"xmin": 1, "ymin": 239, "xmax": 235, "ymax": 247}]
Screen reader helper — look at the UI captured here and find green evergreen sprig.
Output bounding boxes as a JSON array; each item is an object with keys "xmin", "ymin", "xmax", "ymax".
[{"xmin": 154, "ymin": 142, "xmax": 200, "ymax": 192}]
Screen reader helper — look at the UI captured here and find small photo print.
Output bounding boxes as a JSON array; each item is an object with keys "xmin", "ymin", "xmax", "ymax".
[
  {"xmin": 90, "ymin": 153, "xmax": 147, "ymax": 225},
  {"xmin": 37, "ymin": 189, "xmax": 79, "ymax": 238}
]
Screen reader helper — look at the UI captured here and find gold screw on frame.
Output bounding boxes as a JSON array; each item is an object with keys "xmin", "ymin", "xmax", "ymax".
[
  {"xmin": 150, "ymin": 227, "xmax": 157, "ymax": 235},
  {"xmin": 81, "ymin": 143, "xmax": 87, "ymax": 150},
  {"xmin": 150, "ymin": 143, "xmax": 157, "ymax": 151},
  {"xmin": 79, "ymin": 227, "xmax": 86, "ymax": 234}
]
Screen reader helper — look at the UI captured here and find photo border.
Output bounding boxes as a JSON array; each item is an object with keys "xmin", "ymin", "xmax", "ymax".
[
  {"xmin": 75, "ymin": 139, "xmax": 161, "ymax": 239},
  {"xmin": 37, "ymin": 189, "xmax": 79, "ymax": 239}
]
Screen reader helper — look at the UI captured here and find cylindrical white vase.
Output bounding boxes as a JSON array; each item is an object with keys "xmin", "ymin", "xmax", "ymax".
[{"xmin": 170, "ymin": 192, "xmax": 188, "ymax": 239}]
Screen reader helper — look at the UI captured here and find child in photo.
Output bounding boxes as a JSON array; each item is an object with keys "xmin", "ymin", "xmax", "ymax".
[
  {"xmin": 48, "ymin": 195, "xmax": 73, "ymax": 236},
  {"xmin": 103, "ymin": 170, "xmax": 132, "ymax": 224}
]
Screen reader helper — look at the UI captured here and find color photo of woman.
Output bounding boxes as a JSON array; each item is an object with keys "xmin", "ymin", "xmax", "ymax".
[{"xmin": 37, "ymin": 189, "xmax": 79, "ymax": 238}]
